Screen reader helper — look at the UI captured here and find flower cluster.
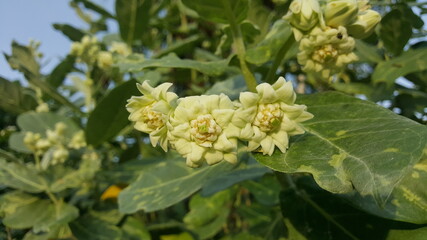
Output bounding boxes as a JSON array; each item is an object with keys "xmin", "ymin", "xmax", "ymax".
[
  {"xmin": 70, "ymin": 35, "xmax": 131, "ymax": 70},
  {"xmin": 23, "ymin": 122, "xmax": 86, "ymax": 169},
  {"xmin": 284, "ymin": 0, "xmax": 381, "ymax": 81},
  {"xmin": 127, "ymin": 78, "xmax": 313, "ymax": 167}
]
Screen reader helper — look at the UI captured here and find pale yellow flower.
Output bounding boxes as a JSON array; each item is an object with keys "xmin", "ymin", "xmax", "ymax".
[
  {"xmin": 233, "ymin": 77, "xmax": 313, "ymax": 156},
  {"xmin": 126, "ymin": 81, "xmax": 178, "ymax": 151},
  {"xmin": 297, "ymin": 26, "xmax": 358, "ymax": 81},
  {"xmin": 324, "ymin": 0, "xmax": 359, "ymax": 28},
  {"xmin": 167, "ymin": 94, "xmax": 240, "ymax": 167}
]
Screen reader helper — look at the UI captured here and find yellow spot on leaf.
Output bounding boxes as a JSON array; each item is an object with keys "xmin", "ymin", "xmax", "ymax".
[
  {"xmin": 335, "ymin": 130, "xmax": 347, "ymax": 136},
  {"xmin": 101, "ymin": 185, "xmax": 125, "ymax": 200},
  {"xmin": 400, "ymin": 186, "xmax": 427, "ymax": 211},
  {"xmin": 329, "ymin": 151, "xmax": 347, "ymax": 167},
  {"xmin": 414, "ymin": 163, "xmax": 427, "ymax": 173},
  {"xmin": 384, "ymin": 148, "xmax": 399, "ymax": 153},
  {"xmin": 391, "ymin": 199, "xmax": 400, "ymax": 207},
  {"xmin": 412, "ymin": 171, "xmax": 420, "ymax": 179}
]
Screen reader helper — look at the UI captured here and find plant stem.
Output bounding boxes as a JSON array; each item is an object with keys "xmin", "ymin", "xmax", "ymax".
[
  {"xmin": 265, "ymin": 36, "xmax": 295, "ymax": 84},
  {"xmin": 222, "ymin": 0, "xmax": 257, "ymax": 92},
  {"xmin": 34, "ymin": 154, "xmax": 41, "ymax": 170}
]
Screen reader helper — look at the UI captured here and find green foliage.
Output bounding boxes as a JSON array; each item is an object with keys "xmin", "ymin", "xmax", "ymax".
[
  {"xmin": 86, "ymin": 79, "xmax": 140, "ymax": 146},
  {"xmin": 1, "ymin": 0, "xmax": 426, "ymax": 239}
]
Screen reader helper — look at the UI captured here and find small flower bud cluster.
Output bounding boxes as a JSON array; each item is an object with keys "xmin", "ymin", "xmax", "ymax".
[
  {"xmin": 127, "ymin": 78, "xmax": 313, "ymax": 168},
  {"xmin": 70, "ymin": 36, "xmax": 131, "ymax": 70},
  {"xmin": 23, "ymin": 122, "xmax": 87, "ymax": 168},
  {"xmin": 284, "ymin": 0, "xmax": 381, "ymax": 81}
]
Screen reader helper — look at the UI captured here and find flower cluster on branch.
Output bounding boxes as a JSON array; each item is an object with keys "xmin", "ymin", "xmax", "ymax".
[
  {"xmin": 285, "ymin": 0, "xmax": 381, "ymax": 81},
  {"xmin": 127, "ymin": 78, "xmax": 313, "ymax": 167}
]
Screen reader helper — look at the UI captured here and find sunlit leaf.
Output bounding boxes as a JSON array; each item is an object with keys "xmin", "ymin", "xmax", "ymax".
[
  {"xmin": 372, "ymin": 48, "xmax": 427, "ymax": 86},
  {"xmin": 118, "ymin": 156, "xmax": 235, "ymax": 213},
  {"xmin": 255, "ymin": 92, "xmax": 427, "ymax": 207}
]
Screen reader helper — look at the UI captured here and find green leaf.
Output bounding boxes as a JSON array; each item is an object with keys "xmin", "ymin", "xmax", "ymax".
[
  {"xmin": 245, "ymin": 20, "xmax": 295, "ymax": 65},
  {"xmin": 379, "ymin": 9, "xmax": 412, "ymax": 56},
  {"xmin": 0, "ymin": 158, "xmax": 47, "ymax": 193},
  {"xmin": 52, "ymin": 24, "xmax": 85, "ymax": 42},
  {"xmin": 48, "ymin": 155, "xmax": 101, "ymax": 193},
  {"xmin": 387, "ymin": 227, "xmax": 427, "ymax": 240},
  {"xmin": 70, "ymin": 214, "xmax": 123, "ymax": 240},
  {"xmin": 117, "ymin": 53, "xmax": 230, "ymax": 76},
  {"xmin": 1, "ymin": 192, "xmax": 78, "ymax": 232},
  {"xmin": 46, "ymin": 55, "xmax": 76, "ymax": 88},
  {"xmin": 243, "ymin": 174, "xmax": 281, "ymax": 206},
  {"xmin": 0, "ymin": 77, "xmax": 37, "ymax": 115},
  {"xmin": 354, "ymin": 40, "xmax": 383, "ymax": 63},
  {"xmin": 184, "ymin": 190, "xmax": 232, "ymax": 239},
  {"xmin": 4, "ymin": 41, "xmax": 40, "ymax": 76},
  {"xmin": 118, "ymin": 156, "xmax": 235, "ymax": 213},
  {"xmin": 115, "ymin": 0, "xmax": 151, "ymax": 44},
  {"xmin": 85, "ymin": 79, "xmax": 140, "ymax": 147},
  {"xmin": 73, "ymin": 0, "xmax": 115, "ymax": 19},
  {"xmin": 182, "ymin": 0, "xmax": 248, "ymax": 24},
  {"xmin": 372, "ymin": 48, "xmax": 427, "ymax": 86},
  {"xmin": 121, "ymin": 217, "xmax": 151, "ymax": 240},
  {"xmin": 278, "ymin": 175, "xmax": 408, "ymax": 240},
  {"xmin": 345, "ymin": 149, "xmax": 427, "ymax": 224},
  {"xmin": 205, "ymin": 75, "xmax": 247, "ymax": 100},
  {"xmin": 255, "ymin": 92, "xmax": 427, "ymax": 206},
  {"xmin": 201, "ymin": 157, "xmax": 270, "ymax": 196}
]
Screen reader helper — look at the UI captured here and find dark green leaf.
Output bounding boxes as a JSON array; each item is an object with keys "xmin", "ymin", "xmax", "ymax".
[
  {"xmin": 52, "ymin": 24, "xmax": 85, "ymax": 42},
  {"xmin": 182, "ymin": 0, "xmax": 248, "ymax": 24},
  {"xmin": 278, "ymin": 175, "xmax": 414, "ymax": 240},
  {"xmin": 115, "ymin": 0, "xmax": 151, "ymax": 44},
  {"xmin": 201, "ymin": 157, "xmax": 270, "ymax": 196},
  {"xmin": 243, "ymin": 174, "xmax": 281, "ymax": 206},
  {"xmin": 85, "ymin": 79, "xmax": 139, "ymax": 147},
  {"xmin": 118, "ymin": 156, "xmax": 235, "ymax": 213},
  {"xmin": 73, "ymin": 0, "xmax": 115, "ymax": 19},
  {"xmin": 379, "ymin": 9, "xmax": 412, "ymax": 56},
  {"xmin": 245, "ymin": 20, "xmax": 295, "ymax": 65},
  {"xmin": 255, "ymin": 92, "xmax": 427, "ymax": 207},
  {"xmin": 372, "ymin": 48, "xmax": 427, "ymax": 86},
  {"xmin": 0, "ymin": 77, "xmax": 37, "ymax": 115},
  {"xmin": 355, "ymin": 40, "xmax": 383, "ymax": 63},
  {"xmin": 387, "ymin": 227, "xmax": 427, "ymax": 240},
  {"xmin": 117, "ymin": 53, "xmax": 230, "ymax": 76},
  {"xmin": 46, "ymin": 55, "xmax": 76, "ymax": 88},
  {"xmin": 70, "ymin": 214, "xmax": 122, "ymax": 240}
]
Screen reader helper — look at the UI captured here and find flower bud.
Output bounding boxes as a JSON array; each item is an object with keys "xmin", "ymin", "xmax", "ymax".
[
  {"xmin": 347, "ymin": 10, "xmax": 381, "ymax": 39},
  {"xmin": 324, "ymin": 0, "xmax": 359, "ymax": 27},
  {"xmin": 97, "ymin": 51, "xmax": 113, "ymax": 69},
  {"xmin": 284, "ymin": 0, "xmax": 321, "ymax": 32}
]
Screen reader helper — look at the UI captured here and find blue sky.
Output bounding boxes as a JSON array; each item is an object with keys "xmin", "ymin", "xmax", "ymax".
[{"xmin": 0, "ymin": 0, "xmax": 114, "ymax": 81}]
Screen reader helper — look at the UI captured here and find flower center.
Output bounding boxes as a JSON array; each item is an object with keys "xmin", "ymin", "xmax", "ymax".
[
  {"xmin": 312, "ymin": 44, "xmax": 338, "ymax": 64},
  {"xmin": 190, "ymin": 114, "xmax": 222, "ymax": 147},
  {"xmin": 253, "ymin": 103, "xmax": 283, "ymax": 132},
  {"xmin": 141, "ymin": 104, "xmax": 164, "ymax": 130}
]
